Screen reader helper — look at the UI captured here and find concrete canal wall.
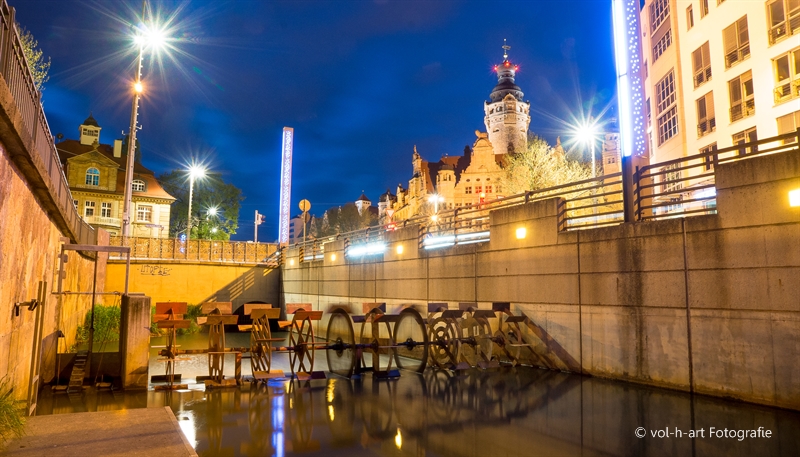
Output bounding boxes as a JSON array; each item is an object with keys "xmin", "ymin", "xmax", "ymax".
[{"xmin": 283, "ymin": 150, "xmax": 800, "ymax": 410}]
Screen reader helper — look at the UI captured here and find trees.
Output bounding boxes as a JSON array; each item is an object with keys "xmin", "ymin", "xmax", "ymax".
[
  {"xmin": 500, "ymin": 135, "xmax": 593, "ymax": 195},
  {"xmin": 157, "ymin": 170, "xmax": 244, "ymax": 240},
  {"xmin": 311, "ymin": 204, "xmax": 376, "ymax": 238},
  {"xmin": 17, "ymin": 24, "xmax": 50, "ymax": 91}
]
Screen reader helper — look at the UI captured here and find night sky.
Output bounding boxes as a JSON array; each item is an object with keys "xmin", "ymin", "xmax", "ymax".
[{"xmin": 15, "ymin": 0, "xmax": 618, "ymax": 241}]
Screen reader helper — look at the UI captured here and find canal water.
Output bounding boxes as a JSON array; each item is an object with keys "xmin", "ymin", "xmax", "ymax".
[{"xmin": 36, "ymin": 332, "xmax": 800, "ymax": 456}]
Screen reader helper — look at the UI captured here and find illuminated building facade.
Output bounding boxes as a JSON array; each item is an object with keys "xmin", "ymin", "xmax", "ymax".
[
  {"xmin": 56, "ymin": 115, "xmax": 175, "ymax": 238},
  {"xmin": 640, "ymin": 0, "xmax": 800, "ymax": 165}
]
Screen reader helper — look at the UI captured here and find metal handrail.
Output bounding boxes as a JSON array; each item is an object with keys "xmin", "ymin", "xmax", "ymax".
[{"xmin": 0, "ymin": 1, "xmax": 94, "ymax": 245}]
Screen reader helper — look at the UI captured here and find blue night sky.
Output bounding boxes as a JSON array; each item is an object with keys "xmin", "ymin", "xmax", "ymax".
[{"xmin": 16, "ymin": 0, "xmax": 618, "ymax": 241}]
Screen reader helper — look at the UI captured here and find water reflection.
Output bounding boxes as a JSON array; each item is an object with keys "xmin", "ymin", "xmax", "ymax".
[{"xmin": 37, "ymin": 366, "xmax": 800, "ymax": 457}]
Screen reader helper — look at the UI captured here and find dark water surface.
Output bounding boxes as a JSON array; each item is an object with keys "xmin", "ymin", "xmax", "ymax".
[{"xmin": 37, "ymin": 333, "xmax": 800, "ymax": 457}]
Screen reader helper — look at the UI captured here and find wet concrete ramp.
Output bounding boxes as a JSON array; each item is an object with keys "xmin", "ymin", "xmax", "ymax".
[{"xmin": 4, "ymin": 406, "xmax": 197, "ymax": 456}]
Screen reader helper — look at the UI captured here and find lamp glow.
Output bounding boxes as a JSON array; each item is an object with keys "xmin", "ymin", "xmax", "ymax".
[
  {"xmin": 289, "ymin": 259, "xmax": 295, "ymax": 266},
  {"xmin": 134, "ymin": 81, "xmax": 143, "ymax": 93},
  {"xmin": 396, "ymin": 244, "xmax": 404, "ymax": 254},
  {"xmin": 790, "ymin": 189, "xmax": 800, "ymax": 207},
  {"xmin": 346, "ymin": 242, "xmax": 386, "ymax": 257},
  {"xmin": 395, "ymin": 428, "xmax": 402, "ymax": 449},
  {"xmin": 330, "ymin": 253, "xmax": 337, "ymax": 261},
  {"xmin": 516, "ymin": 227, "xmax": 527, "ymax": 239}
]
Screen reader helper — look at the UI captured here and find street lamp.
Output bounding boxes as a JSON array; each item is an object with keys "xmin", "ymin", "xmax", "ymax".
[
  {"xmin": 576, "ymin": 120, "xmax": 600, "ymax": 178},
  {"xmin": 121, "ymin": 10, "xmax": 168, "ymax": 238},
  {"xmin": 186, "ymin": 165, "xmax": 206, "ymax": 240},
  {"xmin": 428, "ymin": 194, "xmax": 445, "ymax": 223}
]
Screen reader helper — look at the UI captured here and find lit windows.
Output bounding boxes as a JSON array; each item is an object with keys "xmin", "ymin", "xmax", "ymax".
[
  {"xmin": 652, "ymin": 27, "xmax": 672, "ymax": 62},
  {"xmin": 101, "ymin": 202, "xmax": 112, "ymax": 218},
  {"xmin": 732, "ymin": 127, "xmax": 758, "ymax": 156},
  {"xmin": 655, "ymin": 71, "xmax": 679, "ymax": 144},
  {"xmin": 132, "ymin": 179, "xmax": 146, "ymax": 192},
  {"xmin": 84, "ymin": 201, "xmax": 95, "ymax": 217},
  {"xmin": 649, "ymin": 0, "xmax": 670, "ymax": 33},
  {"xmin": 728, "ymin": 71, "xmax": 754, "ymax": 122},
  {"xmin": 723, "ymin": 16, "xmax": 750, "ymax": 68},
  {"xmin": 85, "ymin": 167, "xmax": 100, "ymax": 186},
  {"xmin": 137, "ymin": 205, "xmax": 152, "ymax": 222},
  {"xmin": 692, "ymin": 42, "xmax": 712, "ymax": 87},
  {"xmin": 767, "ymin": 0, "xmax": 800, "ymax": 45},
  {"xmin": 773, "ymin": 48, "xmax": 800, "ymax": 104},
  {"xmin": 475, "ymin": 185, "xmax": 482, "ymax": 194},
  {"xmin": 486, "ymin": 185, "xmax": 493, "ymax": 194},
  {"xmin": 700, "ymin": 143, "xmax": 718, "ymax": 170},
  {"xmin": 696, "ymin": 91, "xmax": 716, "ymax": 137}
]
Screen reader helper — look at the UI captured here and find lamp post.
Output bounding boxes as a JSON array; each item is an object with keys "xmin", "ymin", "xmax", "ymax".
[
  {"xmin": 186, "ymin": 165, "xmax": 206, "ymax": 240},
  {"xmin": 121, "ymin": 8, "xmax": 167, "ymax": 238}
]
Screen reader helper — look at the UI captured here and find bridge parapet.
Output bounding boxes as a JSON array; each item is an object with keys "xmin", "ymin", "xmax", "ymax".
[{"xmin": 107, "ymin": 236, "xmax": 280, "ymax": 266}]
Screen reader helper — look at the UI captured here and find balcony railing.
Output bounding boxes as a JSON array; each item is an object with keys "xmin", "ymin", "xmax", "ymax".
[
  {"xmin": 769, "ymin": 9, "xmax": 800, "ymax": 44},
  {"xmin": 83, "ymin": 215, "xmax": 121, "ymax": 227},
  {"xmin": 725, "ymin": 44, "xmax": 750, "ymax": 68},
  {"xmin": 693, "ymin": 66, "xmax": 711, "ymax": 87},
  {"xmin": 729, "ymin": 98, "xmax": 755, "ymax": 122},
  {"xmin": 774, "ymin": 79, "xmax": 800, "ymax": 104},
  {"xmin": 697, "ymin": 117, "xmax": 716, "ymax": 137}
]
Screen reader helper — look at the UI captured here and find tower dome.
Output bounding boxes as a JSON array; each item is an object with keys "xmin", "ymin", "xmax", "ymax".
[
  {"xmin": 489, "ymin": 44, "xmax": 524, "ymax": 102},
  {"xmin": 483, "ymin": 40, "xmax": 531, "ymax": 155}
]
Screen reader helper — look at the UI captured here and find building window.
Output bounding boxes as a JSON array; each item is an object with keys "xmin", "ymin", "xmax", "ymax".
[
  {"xmin": 496, "ymin": 185, "xmax": 502, "ymax": 193},
  {"xmin": 700, "ymin": 0, "xmax": 709, "ymax": 18},
  {"xmin": 465, "ymin": 186, "xmax": 472, "ymax": 194},
  {"xmin": 655, "ymin": 71, "xmax": 678, "ymax": 144},
  {"xmin": 132, "ymin": 179, "xmax": 146, "ymax": 192},
  {"xmin": 137, "ymin": 205, "xmax": 152, "ymax": 222},
  {"xmin": 728, "ymin": 71, "xmax": 755, "ymax": 122},
  {"xmin": 85, "ymin": 167, "xmax": 100, "ymax": 186},
  {"xmin": 662, "ymin": 163, "xmax": 683, "ymax": 194},
  {"xmin": 773, "ymin": 48, "xmax": 800, "ymax": 104},
  {"xmin": 777, "ymin": 110, "xmax": 800, "ymax": 143},
  {"xmin": 732, "ymin": 127, "xmax": 758, "ymax": 156},
  {"xmin": 650, "ymin": 0, "xmax": 670, "ymax": 33},
  {"xmin": 73, "ymin": 199, "xmax": 78, "ymax": 209},
  {"xmin": 723, "ymin": 16, "xmax": 750, "ymax": 68},
  {"xmin": 486, "ymin": 185, "xmax": 493, "ymax": 193},
  {"xmin": 687, "ymin": 5, "xmax": 694, "ymax": 29},
  {"xmin": 696, "ymin": 91, "xmax": 716, "ymax": 137},
  {"xmin": 84, "ymin": 201, "xmax": 95, "ymax": 217},
  {"xmin": 700, "ymin": 143, "xmax": 718, "ymax": 170},
  {"xmin": 646, "ymin": 98, "xmax": 652, "ymax": 127},
  {"xmin": 652, "ymin": 27, "xmax": 672, "ymax": 62},
  {"xmin": 692, "ymin": 42, "xmax": 712, "ymax": 87},
  {"xmin": 768, "ymin": 0, "xmax": 800, "ymax": 45},
  {"xmin": 475, "ymin": 185, "xmax": 482, "ymax": 194},
  {"xmin": 101, "ymin": 202, "xmax": 112, "ymax": 218}
]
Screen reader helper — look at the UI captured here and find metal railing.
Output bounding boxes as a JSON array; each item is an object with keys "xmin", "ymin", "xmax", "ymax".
[
  {"xmin": 729, "ymin": 98, "xmax": 755, "ymax": 122},
  {"xmin": 634, "ymin": 129, "xmax": 800, "ymax": 221},
  {"xmin": 107, "ymin": 236, "xmax": 279, "ymax": 265},
  {"xmin": 288, "ymin": 130, "xmax": 799, "ymax": 259},
  {"xmin": 0, "ymin": 1, "xmax": 94, "ymax": 245}
]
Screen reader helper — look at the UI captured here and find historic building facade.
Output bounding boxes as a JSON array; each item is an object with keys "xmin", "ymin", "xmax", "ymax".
[
  {"xmin": 57, "ymin": 115, "xmax": 175, "ymax": 238},
  {"xmin": 484, "ymin": 41, "xmax": 531, "ymax": 155}
]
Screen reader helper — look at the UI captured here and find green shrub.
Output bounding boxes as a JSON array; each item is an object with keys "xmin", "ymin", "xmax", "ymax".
[
  {"xmin": 0, "ymin": 378, "xmax": 25, "ymax": 445},
  {"xmin": 178, "ymin": 304, "xmax": 204, "ymax": 335},
  {"xmin": 71, "ymin": 305, "xmax": 121, "ymax": 352}
]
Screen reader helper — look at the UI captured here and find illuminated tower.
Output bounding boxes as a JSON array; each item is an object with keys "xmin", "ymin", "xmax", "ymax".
[
  {"xmin": 484, "ymin": 40, "xmax": 530, "ymax": 155},
  {"xmin": 278, "ymin": 127, "xmax": 294, "ymax": 245}
]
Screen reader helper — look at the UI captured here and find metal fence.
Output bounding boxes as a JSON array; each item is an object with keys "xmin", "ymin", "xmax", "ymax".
[
  {"xmin": 108, "ymin": 236, "xmax": 280, "ymax": 265},
  {"xmin": 635, "ymin": 130, "xmax": 800, "ymax": 221},
  {"xmin": 291, "ymin": 130, "xmax": 798, "ymax": 257},
  {"xmin": 0, "ymin": 2, "xmax": 94, "ymax": 245}
]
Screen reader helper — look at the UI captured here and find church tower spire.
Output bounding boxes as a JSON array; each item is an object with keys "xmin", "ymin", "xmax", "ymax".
[{"xmin": 484, "ymin": 40, "xmax": 530, "ymax": 155}]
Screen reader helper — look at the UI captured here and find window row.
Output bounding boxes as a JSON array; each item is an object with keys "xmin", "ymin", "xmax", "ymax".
[
  {"xmin": 75, "ymin": 201, "xmax": 153, "ymax": 222},
  {"xmin": 82, "ymin": 168, "xmax": 147, "ymax": 192},
  {"xmin": 464, "ymin": 185, "xmax": 499, "ymax": 195}
]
